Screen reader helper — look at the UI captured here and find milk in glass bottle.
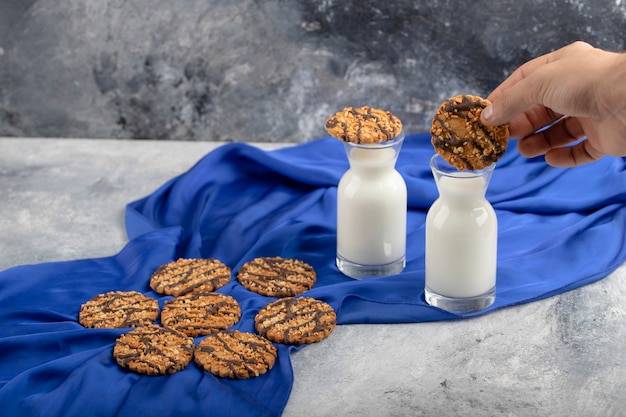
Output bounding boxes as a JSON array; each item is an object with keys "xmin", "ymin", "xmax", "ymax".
[
  {"xmin": 336, "ymin": 132, "xmax": 407, "ymax": 279},
  {"xmin": 425, "ymin": 153, "xmax": 497, "ymax": 313}
]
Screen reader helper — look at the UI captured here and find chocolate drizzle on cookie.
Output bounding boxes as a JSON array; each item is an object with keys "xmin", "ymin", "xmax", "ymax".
[
  {"xmin": 254, "ymin": 297, "xmax": 336, "ymax": 345},
  {"xmin": 443, "ymin": 95, "xmax": 486, "ymax": 113},
  {"xmin": 325, "ymin": 114, "xmax": 349, "ymax": 141}
]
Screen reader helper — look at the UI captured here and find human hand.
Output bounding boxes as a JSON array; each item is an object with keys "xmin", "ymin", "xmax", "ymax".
[{"xmin": 480, "ymin": 41, "xmax": 626, "ymax": 167}]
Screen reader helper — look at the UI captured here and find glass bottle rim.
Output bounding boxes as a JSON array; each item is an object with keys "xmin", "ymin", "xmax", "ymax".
[
  {"xmin": 342, "ymin": 130, "xmax": 405, "ymax": 150},
  {"xmin": 429, "ymin": 153, "xmax": 496, "ymax": 178}
]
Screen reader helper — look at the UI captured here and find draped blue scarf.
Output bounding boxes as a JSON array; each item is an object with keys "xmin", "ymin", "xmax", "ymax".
[{"xmin": 1, "ymin": 133, "xmax": 625, "ymax": 416}]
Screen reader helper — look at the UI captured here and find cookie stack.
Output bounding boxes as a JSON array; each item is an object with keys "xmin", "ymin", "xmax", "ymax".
[{"xmin": 78, "ymin": 256, "xmax": 336, "ymax": 380}]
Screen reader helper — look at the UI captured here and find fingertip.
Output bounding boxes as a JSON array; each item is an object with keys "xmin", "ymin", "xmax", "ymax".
[
  {"xmin": 516, "ymin": 136, "xmax": 536, "ymax": 158},
  {"xmin": 544, "ymin": 150, "xmax": 572, "ymax": 168},
  {"xmin": 480, "ymin": 104, "xmax": 495, "ymax": 125}
]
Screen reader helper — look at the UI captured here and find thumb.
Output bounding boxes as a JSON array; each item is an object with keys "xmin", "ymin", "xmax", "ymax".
[
  {"xmin": 481, "ymin": 64, "xmax": 558, "ymax": 127},
  {"xmin": 480, "ymin": 103, "xmax": 499, "ymax": 126}
]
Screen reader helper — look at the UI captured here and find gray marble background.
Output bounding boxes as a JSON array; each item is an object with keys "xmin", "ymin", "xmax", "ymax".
[{"xmin": 1, "ymin": 0, "xmax": 625, "ymax": 142}]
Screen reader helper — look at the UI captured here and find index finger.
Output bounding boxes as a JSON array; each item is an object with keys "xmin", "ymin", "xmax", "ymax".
[
  {"xmin": 486, "ymin": 52, "xmax": 554, "ymax": 103},
  {"xmin": 483, "ymin": 42, "xmax": 594, "ymax": 125}
]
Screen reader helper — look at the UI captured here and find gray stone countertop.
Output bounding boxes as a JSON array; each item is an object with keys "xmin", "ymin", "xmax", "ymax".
[{"xmin": 1, "ymin": 137, "xmax": 625, "ymax": 417}]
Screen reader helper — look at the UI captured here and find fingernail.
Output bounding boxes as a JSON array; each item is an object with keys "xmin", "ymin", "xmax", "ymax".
[{"xmin": 481, "ymin": 105, "xmax": 493, "ymax": 123}]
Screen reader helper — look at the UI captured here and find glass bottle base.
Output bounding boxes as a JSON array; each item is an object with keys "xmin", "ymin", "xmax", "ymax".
[
  {"xmin": 336, "ymin": 253, "xmax": 406, "ymax": 280},
  {"xmin": 425, "ymin": 286, "xmax": 495, "ymax": 314}
]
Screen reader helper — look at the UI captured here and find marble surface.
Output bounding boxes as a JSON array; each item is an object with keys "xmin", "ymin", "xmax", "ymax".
[
  {"xmin": 1, "ymin": 1, "xmax": 625, "ymax": 142},
  {"xmin": 1, "ymin": 137, "xmax": 625, "ymax": 416}
]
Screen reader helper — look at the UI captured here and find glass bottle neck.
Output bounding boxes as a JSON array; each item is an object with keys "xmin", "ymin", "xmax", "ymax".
[
  {"xmin": 435, "ymin": 175, "xmax": 489, "ymax": 206},
  {"xmin": 342, "ymin": 132, "xmax": 405, "ymax": 172},
  {"xmin": 346, "ymin": 146, "xmax": 399, "ymax": 170}
]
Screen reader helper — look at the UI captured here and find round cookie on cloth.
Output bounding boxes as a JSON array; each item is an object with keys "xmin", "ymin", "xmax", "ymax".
[
  {"xmin": 160, "ymin": 292, "xmax": 241, "ymax": 337},
  {"xmin": 149, "ymin": 258, "xmax": 231, "ymax": 296},
  {"xmin": 194, "ymin": 330, "xmax": 277, "ymax": 379},
  {"xmin": 237, "ymin": 256, "xmax": 316, "ymax": 297},
  {"xmin": 79, "ymin": 291, "xmax": 159, "ymax": 328},
  {"xmin": 431, "ymin": 95, "xmax": 509, "ymax": 171},
  {"xmin": 113, "ymin": 325, "xmax": 195, "ymax": 375},
  {"xmin": 325, "ymin": 105, "xmax": 403, "ymax": 144},
  {"xmin": 254, "ymin": 297, "xmax": 336, "ymax": 345}
]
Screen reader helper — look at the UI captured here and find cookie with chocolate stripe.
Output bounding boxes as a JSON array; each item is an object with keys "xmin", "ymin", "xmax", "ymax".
[
  {"xmin": 150, "ymin": 258, "xmax": 231, "ymax": 296},
  {"xmin": 194, "ymin": 330, "xmax": 277, "ymax": 379},
  {"xmin": 237, "ymin": 257, "xmax": 316, "ymax": 297},
  {"xmin": 325, "ymin": 105, "xmax": 403, "ymax": 144},
  {"xmin": 254, "ymin": 297, "xmax": 336, "ymax": 345},
  {"xmin": 431, "ymin": 95, "xmax": 509, "ymax": 170},
  {"xmin": 113, "ymin": 325, "xmax": 195, "ymax": 375},
  {"xmin": 79, "ymin": 291, "xmax": 159, "ymax": 328},
  {"xmin": 161, "ymin": 292, "xmax": 241, "ymax": 337}
]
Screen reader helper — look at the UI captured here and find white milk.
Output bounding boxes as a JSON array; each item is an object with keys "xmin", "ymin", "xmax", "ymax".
[
  {"xmin": 425, "ymin": 174, "xmax": 497, "ymax": 298},
  {"xmin": 337, "ymin": 146, "xmax": 407, "ymax": 266}
]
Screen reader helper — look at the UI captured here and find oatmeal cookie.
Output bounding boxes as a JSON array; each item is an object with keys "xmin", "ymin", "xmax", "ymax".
[
  {"xmin": 149, "ymin": 258, "xmax": 231, "ymax": 296},
  {"xmin": 194, "ymin": 330, "xmax": 277, "ymax": 379},
  {"xmin": 113, "ymin": 325, "xmax": 195, "ymax": 375},
  {"xmin": 161, "ymin": 292, "xmax": 241, "ymax": 337},
  {"xmin": 79, "ymin": 291, "xmax": 158, "ymax": 328},
  {"xmin": 237, "ymin": 257, "xmax": 316, "ymax": 297},
  {"xmin": 254, "ymin": 297, "xmax": 336, "ymax": 345}
]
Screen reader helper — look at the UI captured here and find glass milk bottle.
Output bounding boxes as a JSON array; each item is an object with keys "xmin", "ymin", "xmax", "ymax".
[
  {"xmin": 336, "ymin": 132, "xmax": 407, "ymax": 279},
  {"xmin": 425, "ymin": 154, "xmax": 497, "ymax": 314}
]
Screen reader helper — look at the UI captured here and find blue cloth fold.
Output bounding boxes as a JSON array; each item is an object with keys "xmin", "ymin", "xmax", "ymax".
[{"xmin": 1, "ymin": 133, "xmax": 625, "ymax": 417}]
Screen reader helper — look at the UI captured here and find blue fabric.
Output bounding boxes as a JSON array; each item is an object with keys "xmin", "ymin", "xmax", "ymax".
[{"xmin": 1, "ymin": 132, "xmax": 625, "ymax": 416}]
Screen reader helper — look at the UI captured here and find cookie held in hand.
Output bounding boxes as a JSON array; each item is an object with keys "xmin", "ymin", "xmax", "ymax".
[{"xmin": 431, "ymin": 95, "xmax": 509, "ymax": 170}]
